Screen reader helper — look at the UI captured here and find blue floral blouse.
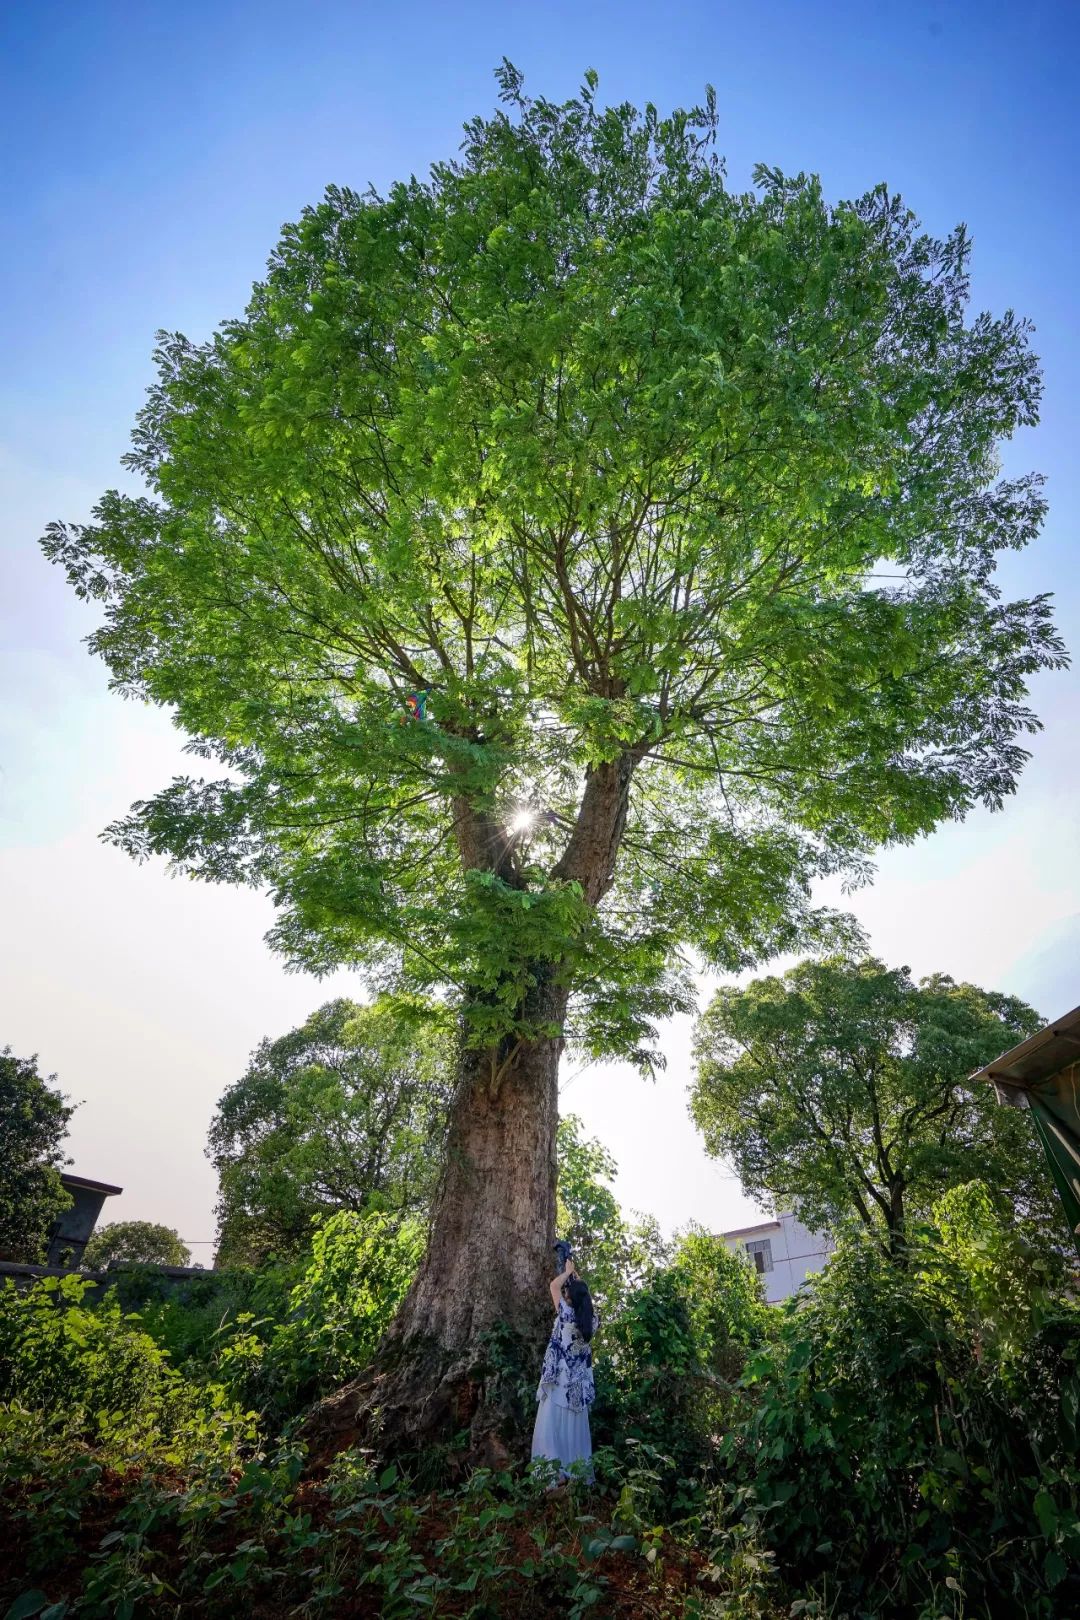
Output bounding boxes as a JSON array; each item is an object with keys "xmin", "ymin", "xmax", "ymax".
[{"xmin": 537, "ymin": 1299, "xmax": 596, "ymax": 1413}]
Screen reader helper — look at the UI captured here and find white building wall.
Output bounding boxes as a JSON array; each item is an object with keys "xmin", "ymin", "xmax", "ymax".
[{"xmin": 721, "ymin": 1211, "xmax": 832, "ymax": 1304}]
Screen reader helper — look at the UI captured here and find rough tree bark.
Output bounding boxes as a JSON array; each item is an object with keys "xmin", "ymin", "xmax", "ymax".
[
  {"xmin": 302, "ymin": 757, "xmax": 637, "ymax": 1468},
  {"xmin": 302, "ymin": 994, "xmax": 566, "ymax": 1469}
]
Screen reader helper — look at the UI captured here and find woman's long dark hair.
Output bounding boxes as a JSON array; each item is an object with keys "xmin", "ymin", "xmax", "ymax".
[{"xmin": 566, "ymin": 1276, "xmax": 595, "ymax": 1343}]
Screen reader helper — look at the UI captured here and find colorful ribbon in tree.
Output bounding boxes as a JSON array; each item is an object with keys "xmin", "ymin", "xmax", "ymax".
[{"xmin": 399, "ymin": 690, "xmax": 428, "ymax": 723}]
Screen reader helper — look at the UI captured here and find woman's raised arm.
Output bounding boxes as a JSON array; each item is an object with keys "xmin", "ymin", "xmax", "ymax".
[{"xmin": 549, "ymin": 1256, "xmax": 573, "ymax": 1309}]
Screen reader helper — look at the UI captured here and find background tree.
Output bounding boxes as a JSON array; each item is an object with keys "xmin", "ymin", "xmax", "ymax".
[
  {"xmin": 44, "ymin": 66, "xmax": 1063, "ymax": 1452},
  {"xmin": 556, "ymin": 1112, "xmax": 670, "ymax": 1320},
  {"xmin": 209, "ymin": 997, "xmax": 453, "ymax": 1268},
  {"xmin": 556, "ymin": 1115, "xmax": 622, "ymax": 1261},
  {"xmin": 691, "ymin": 957, "xmax": 1057, "ymax": 1254},
  {"xmin": 84, "ymin": 1220, "xmax": 191, "ymax": 1269},
  {"xmin": 0, "ymin": 1047, "xmax": 74, "ymax": 1263}
]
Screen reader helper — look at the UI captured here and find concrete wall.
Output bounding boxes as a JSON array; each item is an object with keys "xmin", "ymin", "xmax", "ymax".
[
  {"xmin": 0, "ymin": 1258, "xmax": 109, "ymax": 1302},
  {"xmin": 721, "ymin": 1211, "xmax": 832, "ymax": 1304}
]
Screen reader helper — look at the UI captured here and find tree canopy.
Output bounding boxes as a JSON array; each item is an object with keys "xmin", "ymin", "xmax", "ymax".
[
  {"xmin": 84, "ymin": 1221, "xmax": 191, "ymax": 1269},
  {"xmin": 43, "ymin": 65, "xmax": 1063, "ymax": 1075},
  {"xmin": 0, "ymin": 1047, "xmax": 74, "ymax": 1264},
  {"xmin": 690, "ymin": 956, "xmax": 1058, "ymax": 1251},
  {"xmin": 209, "ymin": 997, "xmax": 453, "ymax": 1267}
]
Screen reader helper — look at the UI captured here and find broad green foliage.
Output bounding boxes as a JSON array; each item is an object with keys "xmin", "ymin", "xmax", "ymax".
[
  {"xmin": 596, "ymin": 1227, "xmax": 767, "ymax": 1478},
  {"xmin": 0, "ymin": 1255, "xmax": 782, "ymax": 1615},
  {"xmin": 218, "ymin": 1208, "xmax": 425, "ymax": 1421},
  {"xmin": 722, "ymin": 1186, "xmax": 1080, "ymax": 1616},
  {"xmin": 671, "ymin": 1227, "xmax": 769, "ymax": 1366},
  {"xmin": 0, "ymin": 1275, "xmax": 253, "ymax": 1464},
  {"xmin": 0, "ymin": 1049, "xmax": 73, "ymax": 1264},
  {"xmin": 0, "ymin": 1214, "xmax": 421, "ymax": 1459},
  {"xmin": 101, "ymin": 1260, "xmax": 296, "ymax": 1374},
  {"xmin": 1, "ymin": 1432, "xmax": 781, "ymax": 1619},
  {"xmin": 692, "ymin": 956, "xmax": 1057, "ymax": 1249},
  {"xmin": 208, "ymin": 995, "xmax": 452, "ymax": 1266},
  {"xmin": 4, "ymin": 1167, "xmax": 1080, "ymax": 1616},
  {"xmin": 83, "ymin": 1220, "xmax": 191, "ymax": 1269},
  {"xmin": 43, "ymin": 66, "xmax": 1062, "ymax": 1070},
  {"xmin": 556, "ymin": 1114, "xmax": 676, "ymax": 1323},
  {"xmin": 557, "ymin": 1114, "xmax": 623, "ymax": 1254}
]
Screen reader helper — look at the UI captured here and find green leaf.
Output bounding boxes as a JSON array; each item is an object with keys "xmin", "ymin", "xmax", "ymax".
[
  {"xmin": 41, "ymin": 78, "xmax": 1058, "ymax": 1083},
  {"xmin": 1044, "ymin": 1548, "xmax": 1068, "ymax": 1587},
  {"xmin": 4, "ymin": 1596, "xmax": 50, "ymax": 1620},
  {"xmin": 1033, "ymin": 1489, "xmax": 1059, "ymax": 1538}
]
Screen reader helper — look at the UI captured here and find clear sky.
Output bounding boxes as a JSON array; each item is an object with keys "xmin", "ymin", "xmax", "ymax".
[{"xmin": 2, "ymin": 1, "xmax": 1078, "ymax": 1258}]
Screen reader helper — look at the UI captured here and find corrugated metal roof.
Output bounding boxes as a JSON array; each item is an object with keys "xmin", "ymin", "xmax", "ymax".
[{"xmin": 969, "ymin": 1004, "xmax": 1080, "ymax": 1092}]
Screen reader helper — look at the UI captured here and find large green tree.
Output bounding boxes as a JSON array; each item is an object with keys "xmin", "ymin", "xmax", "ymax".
[
  {"xmin": 84, "ymin": 1220, "xmax": 191, "ymax": 1269},
  {"xmin": 555, "ymin": 1112, "xmax": 668, "ymax": 1320},
  {"xmin": 44, "ymin": 67, "xmax": 1063, "ymax": 1450},
  {"xmin": 0, "ymin": 1047, "xmax": 74, "ymax": 1264},
  {"xmin": 209, "ymin": 996, "xmax": 453, "ymax": 1267},
  {"xmin": 691, "ymin": 957, "xmax": 1057, "ymax": 1253}
]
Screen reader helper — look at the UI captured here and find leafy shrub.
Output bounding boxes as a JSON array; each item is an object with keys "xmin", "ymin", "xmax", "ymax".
[
  {"xmin": 2, "ymin": 1433, "xmax": 790, "ymax": 1619},
  {"xmin": 0, "ymin": 1252, "xmax": 785, "ymax": 1616},
  {"xmin": 720, "ymin": 1183, "xmax": 1080, "ymax": 1618},
  {"xmin": 0, "ymin": 1275, "xmax": 254, "ymax": 1464},
  {"xmin": 0, "ymin": 1405, "xmax": 106, "ymax": 1583},
  {"xmin": 105, "ymin": 1260, "xmax": 300, "ymax": 1376},
  {"xmin": 1, "ymin": 1286, "xmax": 255, "ymax": 1486},
  {"xmin": 98, "ymin": 1209, "xmax": 423, "ymax": 1428},
  {"xmin": 0, "ymin": 1278, "xmax": 259, "ymax": 1596},
  {"xmin": 216, "ymin": 1208, "xmax": 424, "ymax": 1422},
  {"xmin": 6, "ymin": 1183, "xmax": 1079, "ymax": 1618},
  {"xmin": 596, "ymin": 1228, "xmax": 767, "ymax": 1489}
]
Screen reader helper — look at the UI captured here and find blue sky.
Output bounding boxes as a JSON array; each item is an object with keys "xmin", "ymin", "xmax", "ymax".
[{"xmin": 2, "ymin": 1, "xmax": 1078, "ymax": 1254}]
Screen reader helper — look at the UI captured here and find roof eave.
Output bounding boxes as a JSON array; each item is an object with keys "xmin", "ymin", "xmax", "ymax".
[{"xmin": 969, "ymin": 1003, "xmax": 1080, "ymax": 1089}]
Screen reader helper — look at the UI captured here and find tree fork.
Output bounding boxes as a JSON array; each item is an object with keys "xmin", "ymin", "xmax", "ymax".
[{"xmin": 301, "ymin": 758, "xmax": 639, "ymax": 1467}]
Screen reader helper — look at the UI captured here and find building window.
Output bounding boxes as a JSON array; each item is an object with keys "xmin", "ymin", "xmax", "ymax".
[{"xmin": 745, "ymin": 1238, "xmax": 773, "ymax": 1274}]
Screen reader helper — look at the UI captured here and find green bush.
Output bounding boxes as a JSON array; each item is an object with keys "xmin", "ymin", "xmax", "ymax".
[
  {"xmin": 720, "ymin": 1184, "xmax": 1080, "ymax": 1618},
  {"xmin": 105, "ymin": 1260, "xmax": 300, "ymax": 1377},
  {"xmin": 5, "ymin": 1185, "xmax": 1080, "ymax": 1617},
  {"xmin": 97, "ymin": 1209, "xmax": 423, "ymax": 1427},
  {"xmin": 216, "ymin": 1207, "xmax": 424, "ymax": 1422},
  {"xmin": 0, "ymin": 1274, "xmax": 255, "ymax": 1467},
  {"xmin": 595, "ymin": 1228, "xmax": 767, "ymax": 1492},
  {"xmin": 2, "ymin": 1430, "xmax": 789, "ymax": 1619}
]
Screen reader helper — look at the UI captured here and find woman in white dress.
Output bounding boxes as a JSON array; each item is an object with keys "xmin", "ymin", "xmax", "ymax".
[{"xmin": 531, "ymin": 1253, "xmax": 596, "ymax": 1479}]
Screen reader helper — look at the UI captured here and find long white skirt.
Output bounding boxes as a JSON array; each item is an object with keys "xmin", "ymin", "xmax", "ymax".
[{"xmin": 531, "ymin": 1394, "xmax": 592, "ymax": 1479}]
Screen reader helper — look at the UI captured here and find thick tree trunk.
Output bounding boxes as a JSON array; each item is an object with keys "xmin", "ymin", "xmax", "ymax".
[
  {"xmin": 302, "ymin": 999, "xmax": 566, "ymax": 1470},
  {"xmin": 302, "ymin": 753, "xmax": 638, "ymax": 1470}
]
